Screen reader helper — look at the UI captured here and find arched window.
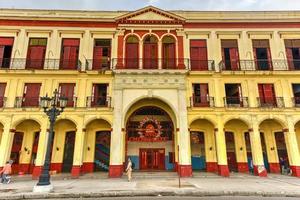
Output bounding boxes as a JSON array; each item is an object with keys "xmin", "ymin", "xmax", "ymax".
[
  {"xmin": 162, "ymin": 36, "xmax": 176, "ymax": 69},
  {"xmin": 125, "ymin": 35, "xmax": 139, "ymax": 69},
  {"xmin": 143, "ymin": 35, "xmax": 158, "ymax": 69}
]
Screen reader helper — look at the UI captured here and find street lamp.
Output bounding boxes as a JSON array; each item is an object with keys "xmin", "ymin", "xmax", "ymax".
[{"xmin": 33, "ymin": 89, "xmax": 68, "ymax": 193}]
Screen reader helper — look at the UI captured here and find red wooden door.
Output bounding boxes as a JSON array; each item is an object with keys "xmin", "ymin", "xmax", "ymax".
[
  {"xmin": 230, "ymin": 48, "xmax": 239, "ymax": 70},
  {"xmin": 258, "ymin": 84, "xmax": 276, "ymax": 106},
  {"xmin": 59, "ymin": 83, "xmax": 75, "ymax": 107},
  {"xmin": 60, "ymin": 39, "xmax": 79, "ymax": 70},
  {"xmin": 125, "ymin": 43, "xmax": 139, "ymax": 69},
  {"xmin": 93, "ymin": 46, "xmax": 103, "ymax": 70},
  {"xmin": 29, "ymin": 132, "xmax": 40, "ymax": 174},
  {"xmin": 0, "ymin": 46, "xmax": 4, "ymax": 67},
  {"xmin": 0, "ymin": 83, "xmax": 6, "ymax": 107},
  {"xmin": 163, "ymin": 43, "xmax": 176, "ymax": 69},
  {"xmin": 0, "ymin": 37, "xmax": 14, "ymax": 68},
  {"xmin": 26, "ymin": 46, "xmax": 46, "ymax": 69},
  {"xmin": 225, "ymin": 132, "xmax": 238, "ymax": 172},
  {"xmin": 190, "ymin": 40, "xmax": 208, "ymax": 70},
  {"xmin": 23, "ymin": 83, "xmax": 41, "ymax": 107},
  {"xmin": 11, "ymin": 132, "xmax": 24, "ymax": 174},
  {"xmin": 143, "ymin": 43, "xmax": 158, "ymax": 69},
  {"xmin": 140, "ymin": 149, "xmax": 165, "ymax": 170}
]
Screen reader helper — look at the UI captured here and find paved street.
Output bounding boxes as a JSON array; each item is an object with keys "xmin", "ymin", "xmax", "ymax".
[
  {"xmin": 33, "ymin": 197, "xmax": 300, "ymax": 200},
  {"xmin": 1, "ymin": 172, "xmax": 300, "ymax": 199}
]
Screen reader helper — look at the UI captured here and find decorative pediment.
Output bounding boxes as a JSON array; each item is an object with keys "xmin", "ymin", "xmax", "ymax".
[{"xmin": 115, "ymin": 6, "xmax": 185, "ymax": 24}]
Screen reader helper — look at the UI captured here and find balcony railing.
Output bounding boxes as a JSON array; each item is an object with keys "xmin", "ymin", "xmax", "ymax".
[
  {"xmin": 257, "ymin": 97, "xmax": 284, "ymax": 108},
  {"xmin": 190, "ymin": 60, "xmax": 215, "ymax": 71},
  {"xmin": 224, "ymin": 97, "xmax": 249, "ymax": 108},
  {"xmin": 86, "ymin": 96, "xmax": 111, "ymax": 108},
  {"xmin": 191, "ymin": 95, "xmax": 215, "ymax": 107},
  {"xmin": 64, "ymin": 96, "xmax": 77, "ymax": 108},
  {"xmin": 85, "ymin": 59, "xmax": 111, "ymax": 71},
  {"xmin": 292, "ymin": 97, "xmax": 300, "ymax": 107},
  {"xmin": 112, "ymin": 58, "xmax": 190, "ymax": 70},
  {"xmin": 15, "ymin": 97, "xmax": 40, "ymax": 108},
  {"xmin": 0, "ymin": 97, "xmax": 7, "ymax": 108},
  {"xmin": 0, "ymin": 58, "xmax": 82, "ymax": 70}
]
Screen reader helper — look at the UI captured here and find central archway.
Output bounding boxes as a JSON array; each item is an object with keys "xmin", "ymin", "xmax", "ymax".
[{"xmin": 124, "ymin": 98, "xmax": 177, "ymax": 171}]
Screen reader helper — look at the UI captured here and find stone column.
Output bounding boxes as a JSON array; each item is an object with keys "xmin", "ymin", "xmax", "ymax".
[
  {"xmin": 158, "ymin": 40, "xmax": 162, "ymax": 69},
  {"xmin": 109, "ymin": 89, "xmax": 124, "ymax": 177},
  {"xmin": 249, "ymin": 118, "xmax": 267, "ymax": 177},
  {"xmin": 32, "ymin": 122, "xmax": 48, "ymax": 179},
  {"xmin": 0, "ymin": 125, "xmax": 13, "ymax": 170},
  {"xmin": 215, "ymin": 116, "xmax": 229, "ymax": 177},
  {"xmin": 71, "ymin": 123, "xmax": 85, "ymax": 178},
  {"xmin": 116, "ymin": 29, "xmax": 125, "ymax": 69},
  {"xmin": 177, "ymin": 88, "xmax": 192, "ymax": 177},
  {"xmin": 285, "ymin": 116, "xmax": 300, "ymax": 177}
]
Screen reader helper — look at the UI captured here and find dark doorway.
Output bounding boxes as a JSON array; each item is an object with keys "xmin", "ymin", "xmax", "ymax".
[
  {"xmin": 94, "ymin": 131, "xmax": 110, "ymax": 172},
  {"xmin": 29, "ymin": 132, "xmax": 40, "ymax": 174},
  {"xmin": 10, "ymin": 132, "xmax": 24, "ymax": 174},
  {"xmin": 62, "ymin": 131, "xmax": 75, "ymax": 173},
  {"xmin": 260, "ymin": 132, "xmax": 269, "ymax": 172},
  {"xmin": 225, "ymin": 132, "xmax": 238, "ymax": 172}
]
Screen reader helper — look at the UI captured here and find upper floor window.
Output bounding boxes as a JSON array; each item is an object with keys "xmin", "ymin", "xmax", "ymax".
[
  {"xmin": 224, "ymin": 84, "xmax": 244, "ymax": 106},
  {"xmin": 285, "ymin": 39, "xmax": 300, "ymax": 70},
  {"xmin": 0, "ymin": 83, "xmax": 6, "ymax": 107},
  {"xmin": 258, "ymin": 84, "xmax": 277, "ymax": 107},
  {"xmin": 143, "ymin": 35, "xmax": 158, "ymax": 69},
  {"xmin": 125, "ymin": 36, "xmax": 139, "ymax": 69},
  {"xmin": 90, "ymin": 83, "xmax": 108, "ymax": 107},
  {"xmin": 0, "ymin": 37, "xmax": 14, "ymax": 69},
  {"xmin": 221, "ymin": 40, "xmax": 239, "ymax": 71},
  {"xmin": 292, "ymin": 84, "xmax": 300, "ymax": 107},
  {"xmin": 192, "ymin": 83, "xmax": 210, "ymax": 107},
  {"xmin": 252, "ymin": 40, "xmax": 272, "ymax": 70},
  {"xmin": 59, "ymin": 83, "xmax": 76, "ymax": 107},
  {"xmin": 21, "ymin": 83, "xmax": 41, "ymax": 107},
  {"xmin": 26, "ymin": 38, "xmax": 47, "ymax": 70},
  {"xmin": 92, "ymin": 39, "xmax": 111, "ymax": 70},
  {"xmin": 190, "ymin": 40, "xmax": 208, "ymax": 71},
  {"xmin": 60, "ymin": 39, "xmax": 80, "ymax": 70},
  {"xmin": 162, "ymin": 36, "xmax": 176, "ymax": 69}
]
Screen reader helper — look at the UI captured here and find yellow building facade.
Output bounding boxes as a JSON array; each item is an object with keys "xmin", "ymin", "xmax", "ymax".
[{"xmin": 0, "ymin": 6, "xmax": 300, "ymax": 178}]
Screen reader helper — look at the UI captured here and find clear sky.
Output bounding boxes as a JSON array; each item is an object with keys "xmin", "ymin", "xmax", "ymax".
[{"xmin": 0, "ymin": 0, "xmax": 298, "ymax": 11}]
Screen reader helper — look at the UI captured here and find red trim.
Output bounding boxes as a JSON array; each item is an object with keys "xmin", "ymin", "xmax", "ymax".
[
  {"xmin": 50, "ymin": 163, "xmax": 63, "ymax": 173},
  {"xmin": 32, "ymin": 166, "xmax": 43, "ymax": 179},
  {"xmin": 237, "ymin": 162, "xmax": 249, "ymax": 173},
  {"xmin": 269, "ymin": 163, "xmax": 280, "ymax": 174},
  {"xmin": 174, "ymin": 162, "xmax": 178, "ymax": 172},
  {"xmin": 184, "ymin": 22, "xmax": 300, "ymax": 29},
  {"xmin": 82, "ymin": 162, "xmax": 94, "ymax": 173},
  {"xmin": 177, "ymin": 36, "xmax": 185, "ymax": 69},
  {"xmin": 218, "ymin": 165, "xmax": 230, "ymax": 177},
  {"xmin": 71, "ymin": 165, "xmax": 81, "ymax": 178},
  {"xmin": 206, "ymin": 162, "xmax": 218, "ymax": 173},
  {"xmin": 116, "ymin": 35, "xmax": 124, "ymax": 69},
  {"xmin": 18, "ymin": 163, "xmax": 30, "ymax": 175},
  {"xmin": 109, "ymin": 165, "xmax": 123, "ymax": 178},
  {"xmin": 290, "ymin": 166, "xmax": 300, "ymax": 177},
  {"xmin": 178, "ymin": 164, "xmax": 192, "ymax": 177},
  {"xmin": 253, "ymin": 165, "xmax": 268, "ymax": 177}
]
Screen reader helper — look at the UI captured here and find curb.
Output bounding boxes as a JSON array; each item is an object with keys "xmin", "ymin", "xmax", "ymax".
[{"xmin": 1, "ymin": 190, "xmax": 300, "ymax": 199}]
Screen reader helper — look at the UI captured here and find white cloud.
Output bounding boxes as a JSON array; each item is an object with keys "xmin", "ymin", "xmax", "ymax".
[{"xmin": 0, "ymin": 0, "xmax": 299, "ymax": 11}]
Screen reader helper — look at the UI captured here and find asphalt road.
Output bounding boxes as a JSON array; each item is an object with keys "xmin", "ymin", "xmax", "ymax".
[{"xmin": 39, "ymin": 197, "xmax": 300, "ymax": 200}]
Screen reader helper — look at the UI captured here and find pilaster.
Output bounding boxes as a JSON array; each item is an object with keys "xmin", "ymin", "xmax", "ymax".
[{"xmin": 71, "ymin": 121, "xmax": 85, "ymax": 178}]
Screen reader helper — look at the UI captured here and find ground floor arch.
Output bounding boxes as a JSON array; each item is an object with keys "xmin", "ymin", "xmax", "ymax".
[
  {"xmin": 82, "ymin": 119, "xmax": 111, "ymax": 173},
  {"xmin": 189, "ymin": 119, "xmax": 217, "ymax": 173}
]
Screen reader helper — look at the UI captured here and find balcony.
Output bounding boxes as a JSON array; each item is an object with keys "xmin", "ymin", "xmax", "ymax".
[
  {"xmin": 112, "ymin": 58, "xmax": 189, "ymax": 70},
  {"xmin": 64, "ymin": 97, "xmax": 77, "ymax": 108},
  {"xmin": 0, "ymin": 97, "xmax": 7, "ymax": 108},
  {"xmin": 219, "ymin": 59, "xmax": 297, "ymax": 71},
  {"xmin": 191, "ymin": 95, "xmax": 215, "ymax": 107},
  {"xmin": 15, "ymin": 97, "xmax": 40, "ymax": 108},
  {"xmin": 190, "ymin": 60, "xmax": 215, "ymax": 71},
  {"xmin": 85, "ymin": 59, "xmax": 111, "ymax": 71},
  {"xmin": 257, "ymin": 97, "xmax": 284, "ymax": 108},
  {"xmin": 86, "ymin": 96, "xmax": 111, "ymax": 108},
  {"xmin": 224, "ymin": 97, "xmax": 249, "ymax": 108},
  {"xmin": 292, "ymin": 97, "xmax": 300, "ymax": 107},
  {"xmin": 0, "ymin": 58, "xmax": 82, "ymax": 70}
]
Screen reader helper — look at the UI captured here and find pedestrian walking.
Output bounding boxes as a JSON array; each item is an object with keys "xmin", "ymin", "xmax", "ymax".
[
  {"xmin": 0, "ymin": 160, "xmax": 13, "ymax": 184},
  {"xmin": 125, "ymin": 158, "xmax": 132, "ymax": 182},
  {"xmin": 279, "ymin": 157, "xmax": 285, "ymax": 174}
]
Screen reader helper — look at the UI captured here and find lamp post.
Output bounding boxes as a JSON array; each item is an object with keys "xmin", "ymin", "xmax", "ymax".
[{"xmin": 33, "ymin": 89, "xmax": 68, "ymax": 193}]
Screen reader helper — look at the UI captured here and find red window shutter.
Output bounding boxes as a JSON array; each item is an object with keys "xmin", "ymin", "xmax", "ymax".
[
  {"xmin": 92, "ymin": 84, "xmax": 99, "ymax": 105},
  {"xmin": 286, "ymin": 48, "xmax": 294, "ymax": 70},
  {"xmin": 190, "ymin": 40, "xmax": 208, "ymax": 70},
  {"xmin": 143, "ymin": 43, "xmax": 158, "ymax": 69},
  {"xmin": 63, "ymin": 39, "xmax": 80, "ymax": 46},
  {"xmin": 0, "ymin": 83, "xmax": 6, "ymax": 107},
  {"xmin": 23, "ymin": 83, "xmax": 41, "ymax": 107},
  {"xmin": 125, "ymin": 43, "xmax": 139, "ymax": 69},
  {"xmin": 26, "ymin": 46, "xmax": 46, "ymax": 69},
  {"xmin": 230, "ymin": 48, "xmax": 239, "ymax": 70},
  {"xmin": 61, "ymin": 39, "xmax": 79, "ymax": 69},
  {"xmin": 267, "ymin": 48, "xmax": 273, "ymax": 70},
  {"xmin": 258, "ymin": 84, "xmax": 264, "ymax": 101},
  {"xmin": 263, "ymin": 84, "xmax": 275, "ymax": 104},
  {"xmin": 93, "ymin": 46, "xmax": 103, "ymax": 70},
  {"xmin": 0, "ymin": 46, "xmax": 4, "ymax": 65},
  {"xmin": 163, "ymin": 43, "xmax": 176, "ymax": 69},
  {"xmin": 0, "ymin": 37, "xmax": 14, "ymax": 46},
  {"xmin": 59, "ymin": 83, "xmax": 75, "ymax": 107}
]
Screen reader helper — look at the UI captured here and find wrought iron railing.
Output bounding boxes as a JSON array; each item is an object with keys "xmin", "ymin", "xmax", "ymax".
[
  {"xmin": 224, "ymin": 97, "xmax": 249, "ymax": 108},
  {"xmin": 257, "ymin": 97, "xmax": 285, "ymax": 108},
  {"xmin": 85, "ymin": 59, "xmax": 111, "ymax": 71},
  {"xmin": 64, "ymin": 96, "xmax": 77, "ymax": 108},
  {"xmin": 15, "ymin": 97, "xmax": 40, "ymax": 108},
  {"xmin": 190, "ymin": 60, "xmax": 215, "ymax": 71},
  {"xmin": 86, "ymin": 96, "xmax": 111, "ymax": 108},
  {"xmin": 0, "ymin": 97, "xmax": 7, "ymax": 108},
  {"xmin": 292, "ymin": 97, "xmax": 300, "ymax": 107},
  {"xmin": 191, "ymin": 95, "xmax": 215, "ymax": 107}
]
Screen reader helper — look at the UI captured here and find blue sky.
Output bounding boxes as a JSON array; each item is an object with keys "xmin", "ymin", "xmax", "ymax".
[{"xmin": 0, "ymin": 0, "xmax": 298, "ymax": 11}]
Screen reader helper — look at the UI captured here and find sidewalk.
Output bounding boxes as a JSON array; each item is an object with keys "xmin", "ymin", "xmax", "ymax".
[{"xmin": 1, "ymin": 172, "xmax": 300, "ymax": 199}]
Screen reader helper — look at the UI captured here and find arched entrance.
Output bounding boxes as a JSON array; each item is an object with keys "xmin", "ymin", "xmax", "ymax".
[
  {"xmin": 162, "ymin": 36, "xmax": 176, "ymax": 69},
  {"xmin": 143, "ymin": 35, "xmax": 158, "ymax": 69},
  {"xmin": 259, "ymin": 119, "xmax": 287, "ymax": 174},
  {"xmin": 51, "ymin": 119, "xmax": 76, "ymax": 173},
  {"xmin": 224, "ymin": 119, "xmax": 249, "ymax": 173},
  {"xmin": 11, "ymin": 119, "xmax": 41, "ymax": 175},
  {"xmin": 125, "ymin": 35, "xmax": 139, "ymax": 69},
  {"xmin": 82, "ymin": 119, "xmax": 111, "ymax": 173},
  {"xmin": 125, "ymin": 101, "xmax": 176, "ymax": 171},
  {"xmin": 189, "ymin": 119, "xmax": 217, "ymax": 173}
]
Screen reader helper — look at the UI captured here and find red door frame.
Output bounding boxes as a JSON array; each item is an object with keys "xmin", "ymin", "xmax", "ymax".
[
  {"xmin": 139, "ymin": 148, "xmax": 165, "ymax": 170},
  {"xmin": 143, "ymin": 43, "xmax": 158, "ymax": 69}
]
